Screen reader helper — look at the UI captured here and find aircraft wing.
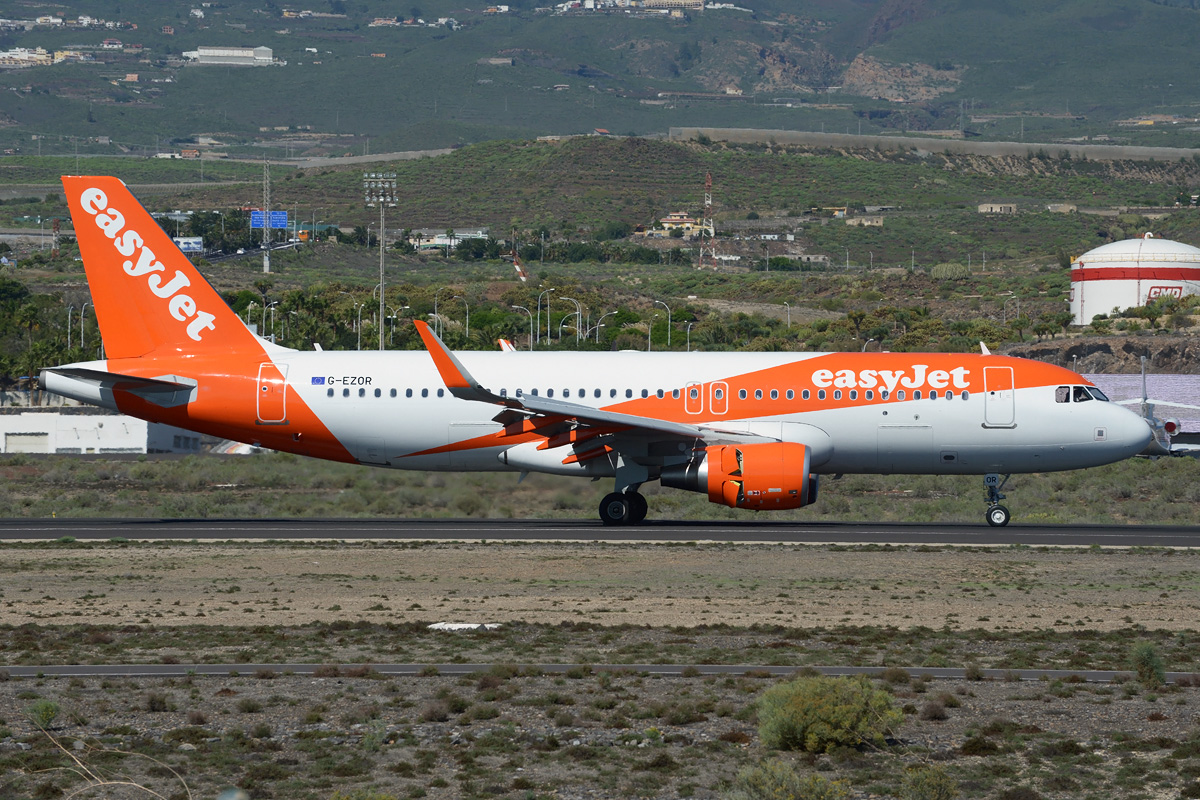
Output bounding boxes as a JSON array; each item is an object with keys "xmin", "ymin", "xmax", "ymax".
[{"xmin": 413, "ymin": 320, "xmax": 773, "ymax": 446}]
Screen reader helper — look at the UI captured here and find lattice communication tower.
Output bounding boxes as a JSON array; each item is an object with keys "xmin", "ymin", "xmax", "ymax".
[{"xmin": 698, "ymin": 171, "xmax": 716, "ymax": 270}]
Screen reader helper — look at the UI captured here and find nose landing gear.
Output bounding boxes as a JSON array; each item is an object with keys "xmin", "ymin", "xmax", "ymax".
[{"xmin": 984, "ymin": 473, "xmax": 1011, "ymax": 527}]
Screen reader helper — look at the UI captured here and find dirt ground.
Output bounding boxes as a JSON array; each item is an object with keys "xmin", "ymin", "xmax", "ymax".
[{"xmin": 0, "ymin": 541, "xmax": 1197, "ymax": 632}]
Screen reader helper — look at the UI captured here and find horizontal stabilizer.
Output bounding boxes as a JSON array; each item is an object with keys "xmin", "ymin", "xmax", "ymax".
[{"xmin": 42, "ymin": 367, "xmax": 196, "ymax": 409}]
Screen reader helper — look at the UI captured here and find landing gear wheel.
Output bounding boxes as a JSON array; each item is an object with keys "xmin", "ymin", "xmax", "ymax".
[
  {"xmin": 986, "ymin": 505, "xmax": 1011, "ymax": 527},
  {"xmin": 599, "ymin": 492, "xmax": 631, "ymax": 526},
  {"xmin": 627, "ymin": 493, "xmax": 648, "ymax": 524}
]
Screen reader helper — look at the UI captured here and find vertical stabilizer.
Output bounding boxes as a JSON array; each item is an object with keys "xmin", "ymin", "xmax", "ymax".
[{"xmin": 62, "ymin": 176, "xmax": 262, "ymax": 359}]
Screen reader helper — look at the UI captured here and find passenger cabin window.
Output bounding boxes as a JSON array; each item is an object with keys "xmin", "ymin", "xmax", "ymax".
[
  {"xmin": 770, "ymin": 389, "xmax": 779, "ymax": 400},
  {"xmin": 739, "ymin": 389, "xmax": 748, "ymax": 399},
  {"xmin": 343, "ymin": 388, "xmax": 350, "ymax": 398},
  {"xmin": 626, "ymin": 389, "xmax": 633, "ymax": 399},
  {"xmin": 754, "ymin": 389, "xmax": 763, "ymax": 400},
  {"xmin": 913, "ymin": 390, "xmax": 921, "ymax": 400},
  {"xmin": 786, "ymin": 389, "xmax": 794, "ymax": 400},
  {"xmin": 610, "ymin": 389, "xmax": 617, "ymax": 398},
  {"xmin": 896, "ymin": 390, "xmax": 906, "ymax": 400},
  {"xmin": 390, "ymin": 388, "xmax": 397, "ymax": 398},
  {"xmin": 1072, "ymin": 386, "xmax": 1092, "ymax": 403},
  {"xmin": 406, "ymin": 388, "xmax": 413, "ymax": 398},
  {"xmin": 849, "ymin": 390, "xmax": 858, "ymax": 400},
  {"xmin": 881, "ymin": 390, "xmax": 889, "ymax": 400},
  {"xmin": 595, "ymin": 389, "xmax": 602, "ymax": 398},
  {"xmin": 437, "ymin": 388, "xmax": 444, "ymax": 398},
  {"xmin": 641, "ymin": 389, "xmax": 649, "ymax": 399},
  {"xmin": 833, "ymin": 390, "xmax": 842, "ymax": 400},
  {"xmin": 421, "ymin": 388, "xmax": 428, "ymax": 398},
  {"xmin": 327, "ymin": 388, "xmax": 334, "ymax": 398},
  {"xmin": 714, "ymin": 388, "xmax": 724, "ymax": 399},
  {"xmin": 802, "ymin": 390, "xmax": 810, "ymax": 400},
  {"xmin": 865, "ymin": 390, "xmax": 874, "ymax": 400},
  {"xmin": 656, "ymin": 389, "xmax": 665, "ymax": 399},
  {"xmin": 817, "ymin": 390, "xmax": 826, "ymax": 400},
  {"xmin": 1056, "ymin": 386, "xmax": 1070, "ymax": 403}
]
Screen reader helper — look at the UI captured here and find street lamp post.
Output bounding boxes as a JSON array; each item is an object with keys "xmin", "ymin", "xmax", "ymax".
[
  {"xmin": 536, "ymin": 288, "xmax": 554, "ymax": 345},
  {"xmin": 388, "ymin": 304, "xmax": 410, "ymax": 346},
  {"xmin": 654, "ymin": 300, "xmax": 672, "ymax": 347},
  {"xmin": 511, "ymin": 305, "xmax": 533, "ymax": 351},
  {"xmin": 558, "ymin": 296, "xmax": 582, "ymax": 343},
  {"xmin": 67, "ymin": 305, "xmax": 74, "ymax": 350},
  {"xmin": 355, "ymin": 302, "xmax": 364, "ymax": 349},
  {"xmin": 647, "ymin": 313, "xmax": 659, "ymax": 351},
  {"xmin": 452, "ymin": 295, "xmax": 470, "ymax": 341},
  {"xmin": 592, "ymin": 311, "xmax": 617, "ymax": 344},
  {"xmin": 783, "ymin": 301, "xmax": 790, "ymax": 329},
  {"xmin": 80, "ymin": 302, "xmax": 90, "ymax": 352},
  {"xmin": 1002, "ymin": 292, "xmax": 1017, "ymax": 325},
  {"xmin": 433, "ymin": 287, "xmax": 451, "ymax": 338},
  {"xmin": 862, "ymin": 338, "xmax": 875, "ymax": 352},
  {"xmin": 245, "ymin": 301, "xmax": 256, "ymax": 326},
  {"xmin": 687, "ymin": 320, "xmax": 694, "ymax": 352}
]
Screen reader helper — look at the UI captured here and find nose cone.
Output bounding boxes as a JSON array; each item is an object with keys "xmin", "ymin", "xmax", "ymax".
[{"xmin": 1110, "ymin": 404, "xmax": 1154, "ymax": 457}]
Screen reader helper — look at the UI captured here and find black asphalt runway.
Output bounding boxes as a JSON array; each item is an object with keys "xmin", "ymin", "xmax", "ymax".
[{"xmin": 0, "ymin": 517, "xmax": 1198, "ymax": 547}]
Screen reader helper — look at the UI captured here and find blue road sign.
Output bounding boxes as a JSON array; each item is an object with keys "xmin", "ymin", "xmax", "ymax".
[{"xmin": 250, "ymin": 211, "xmax": 289, "ymax": 229}]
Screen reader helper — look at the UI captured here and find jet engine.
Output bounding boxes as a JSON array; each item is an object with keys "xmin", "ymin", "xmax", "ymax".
[{"xmin": 660, "ymin": 442, "xmax": 818, "ymax": 510}]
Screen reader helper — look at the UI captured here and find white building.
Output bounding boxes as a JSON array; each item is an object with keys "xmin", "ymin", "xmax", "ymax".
[
  {"xmin": 1070, "ymin": 233, "xmax": 1200, "ymax": 324},
  {"xmin": 186, "ymin": 46, "xmax": 274, "ymax": 66},
  {"xmin": 0, "ymin": 409, "xmax": 202, "ymax": 454}
]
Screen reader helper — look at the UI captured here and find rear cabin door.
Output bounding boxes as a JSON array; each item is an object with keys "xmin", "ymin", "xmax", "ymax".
[{"xmin": 256, "ymin": 362, "xmax": 288, "ymax": 424}]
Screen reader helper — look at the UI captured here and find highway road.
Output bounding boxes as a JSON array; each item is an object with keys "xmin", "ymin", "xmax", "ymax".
[{"xmin": 1, "ymin": 517, "xmax": 1197, "ymax": 547}]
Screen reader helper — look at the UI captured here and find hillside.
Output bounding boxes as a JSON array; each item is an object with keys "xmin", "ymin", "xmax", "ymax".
[{"xmin": 1, "ymin": 1, "xmax": 1200, "ymax": 153}]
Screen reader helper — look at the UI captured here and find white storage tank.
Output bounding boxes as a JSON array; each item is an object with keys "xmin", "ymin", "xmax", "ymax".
[{"xmin": 1070, "ymin": 233, "xmax": 1200, "ymax": 324}]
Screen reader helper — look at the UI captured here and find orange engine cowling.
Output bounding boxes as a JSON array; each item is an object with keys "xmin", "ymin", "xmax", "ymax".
[{"xmin": 660, "ymin": 442, "xmax": 818, "ymax": 511}]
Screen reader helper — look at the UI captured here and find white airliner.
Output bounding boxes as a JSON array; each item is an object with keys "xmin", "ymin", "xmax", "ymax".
[{"xmin": 43, "ymin": 176, "xmax": 1153, "ymax": 526}]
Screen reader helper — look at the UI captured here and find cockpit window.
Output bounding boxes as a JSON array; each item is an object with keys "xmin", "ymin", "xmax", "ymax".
[
  {"xmin": 1087, "ymin": 387, "xmax": 1109, "ymax": 402},
  {"xmin": 1055, "ymin": 386, "xmax": 1070, "ymax": 403},
  {"xmin": 1072, "ymin": 386, "xmax": 1092, "ymax": 403}
]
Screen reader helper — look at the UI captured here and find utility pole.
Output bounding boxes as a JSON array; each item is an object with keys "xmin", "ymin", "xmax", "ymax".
[
  {"xmin": 262, "ymin": 157, "xmax": 271, "ymax": 273},
  {"xmin": 379, "ymin": 202, "xmax": 385, "ymax": 350}
]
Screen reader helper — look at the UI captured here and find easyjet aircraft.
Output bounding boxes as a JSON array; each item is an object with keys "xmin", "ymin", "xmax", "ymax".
[{"xmin": 44, "ymin": 176, "xmax": 1153, "ymax": 526}]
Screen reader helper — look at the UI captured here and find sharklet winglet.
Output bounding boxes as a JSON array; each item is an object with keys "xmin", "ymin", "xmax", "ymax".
[{"xmin": 413, "ymin": 319, "xmax": 507, "ymax": 404}]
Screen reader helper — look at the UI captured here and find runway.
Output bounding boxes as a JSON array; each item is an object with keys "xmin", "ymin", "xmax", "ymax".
[{"xmin": 1, "ymin": 517, "xmax": 1198, "ymax": 547}]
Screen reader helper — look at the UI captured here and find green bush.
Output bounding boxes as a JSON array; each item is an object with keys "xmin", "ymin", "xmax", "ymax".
[
  {"xmin": 25, "ymin": 699, "xmax": 60, "ymax": 729},
  {"xmin": 1130, "ymin": 642, "xmax": 1165, "ymax": 688},
  {"xmin": 930, "ymin": 262, "xmax": 969, "ymax": 280},
  {"xmin": 724, "ymin": 759, "xmax": 849, "ymax": 800},
  {"xmin": 757, "ymin": 675, "xmax": 902, "ymax": 753},
  {"xmin": 900, "ymin": 765, "xmax": 959, "ymax": 800}
]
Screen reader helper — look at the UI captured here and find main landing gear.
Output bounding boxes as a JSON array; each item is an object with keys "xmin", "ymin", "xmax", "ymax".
[
  {"xmin": 984, "ymin": 473, "xmax": 1011, "ymax": 527},
  {"xmin": 599, "ymin": 491, "xmax": 648, "ymax": 526}
]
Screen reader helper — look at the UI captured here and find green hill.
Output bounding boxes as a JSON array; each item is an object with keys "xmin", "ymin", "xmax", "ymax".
[{"xmin": 1, "ymin": 1, "xmax": 1200, "ymax": 153}]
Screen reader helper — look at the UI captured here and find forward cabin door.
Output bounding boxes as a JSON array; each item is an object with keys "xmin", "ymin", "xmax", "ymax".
[
  {"xmin": 256, "ymin": 362, "xmax": 288, "ymax": 424},
  {"xmin": 983, "ymin": 366, "xmax": 1015, "ymax": 428}
]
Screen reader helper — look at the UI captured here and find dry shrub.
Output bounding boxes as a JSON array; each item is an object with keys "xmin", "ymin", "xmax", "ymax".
[{"xmin": 757, "ymin": 675, "xmax": 902, "ymax": 753}]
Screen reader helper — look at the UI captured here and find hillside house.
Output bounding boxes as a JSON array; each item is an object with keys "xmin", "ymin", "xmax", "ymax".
[{"xmin": 978, "ymin": 203, "xmax": 1016, "ymax": 214}]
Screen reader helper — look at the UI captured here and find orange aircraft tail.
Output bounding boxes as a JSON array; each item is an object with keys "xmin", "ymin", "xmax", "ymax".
[{"xmin": 62, "ymin": 176, "xmax": 262, "ymax": 360}]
